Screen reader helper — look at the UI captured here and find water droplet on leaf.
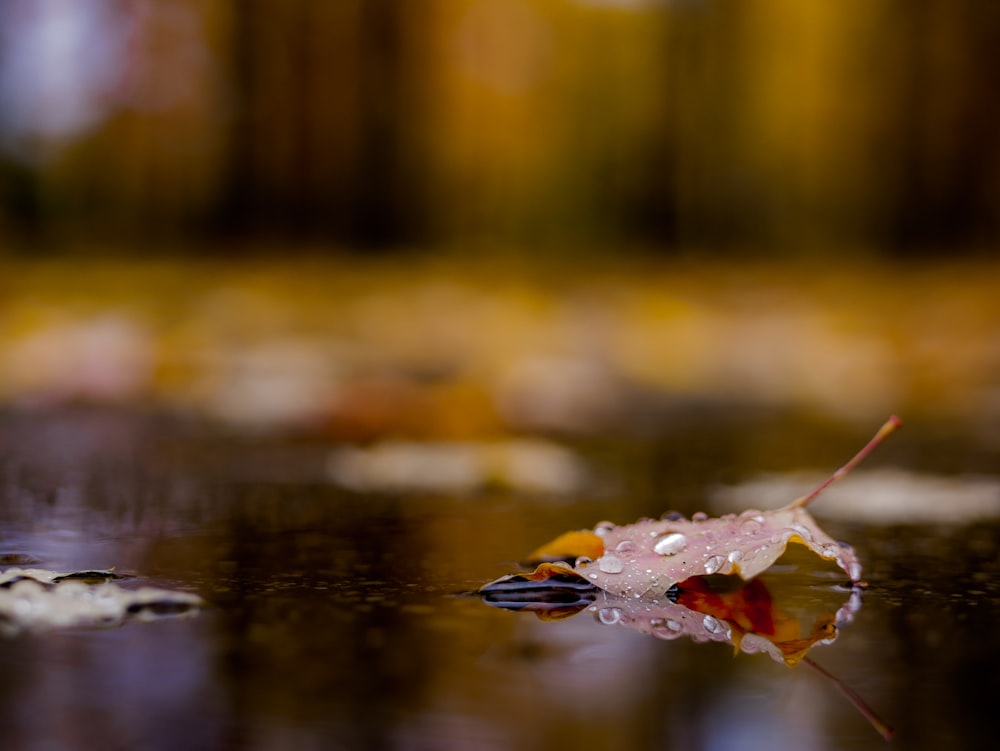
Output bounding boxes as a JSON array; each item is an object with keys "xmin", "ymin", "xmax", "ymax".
[
  {"xmin": 791, "ymin": 524, "xmax": 813, "ymax": 541},
  {"xmin": 704, "ymin": 555, "xmax": 725, "ymax": 574},
  {"xmin": 650, "ymin": 617, "xmax": 683, "ymax": 639},
  {"xmin": 703, "ymin": 615, "xmax": 726, "ymax": 634},
  {"xmin": 598, "ymin": 555, "xmax": 624, "ymax": 574},
  {"xmin": 849, "ymin": 561, "xmax": 863, "ymax": 581},
  {"xmin": 653, "ymin": 532, "xmax": 688, "ymax": 556},
  {"xmin": 594, "ymin": 521, "xmax": 616, "ymax": 537},
  {"xmin": 615, "ymin": 540, "xmax": 637, "ymax": 554},
  {"xmin": 598, "ymin": 607, "xmax": 622, "ymax": 625}
]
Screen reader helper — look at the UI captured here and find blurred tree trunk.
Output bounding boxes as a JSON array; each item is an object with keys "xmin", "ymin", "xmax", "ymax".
[
  {"xmin": 216, "ymin": 1, "xmax": 422, "ymax": 248},
  {"xmin": 888, "ymin": 1, "xmax": 1000, "ymax": 252}
]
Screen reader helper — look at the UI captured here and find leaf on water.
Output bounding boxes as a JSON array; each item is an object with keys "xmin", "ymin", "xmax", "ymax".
[
  {"xmin": 528, "ymin": 416, "xmax": 901, "ymax": 596},
  {"xmin": 580, "ymin": 504, "xmax": 862, "ymax": 597},
  {"xmin": 0, "ymin": 567, "xmax": 203, "ymax": 636},
  {"xmin": 476, "ymin": 414, "xmax": 902, "ymax": 743}
]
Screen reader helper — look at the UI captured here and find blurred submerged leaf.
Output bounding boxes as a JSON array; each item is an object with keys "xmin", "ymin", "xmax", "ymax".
[{"xmin": 0, "ymin": 567, "xmax": 203, "ymax": 636}]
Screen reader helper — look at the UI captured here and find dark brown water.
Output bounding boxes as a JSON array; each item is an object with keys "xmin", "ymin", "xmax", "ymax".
[{"xmin": 1, "ymin": 410, "xmax": 998, "ymax": 751}]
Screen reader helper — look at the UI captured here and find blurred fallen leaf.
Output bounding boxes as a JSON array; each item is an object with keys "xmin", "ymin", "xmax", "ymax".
[
  {"xmin": 326, "ymin": 438, "xmax": 589, "ymax": 495},
  {"xmin": 0, "ymin": 567, "xmax": 203, "ymax": 635},
  {"xmin": 711, "ymin": 468, "xmax": 1000, "ymax": 524}
]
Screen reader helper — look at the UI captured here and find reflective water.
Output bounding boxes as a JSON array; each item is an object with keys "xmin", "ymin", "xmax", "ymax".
[{"xmin": 1, "ymin": 410, "xmax": 998, "ymax": 750}]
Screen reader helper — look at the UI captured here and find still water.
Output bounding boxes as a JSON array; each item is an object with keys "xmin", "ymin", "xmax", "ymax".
[{"xmin": 1, "ymin": 410, "xmax": 998, "ymax": 751}]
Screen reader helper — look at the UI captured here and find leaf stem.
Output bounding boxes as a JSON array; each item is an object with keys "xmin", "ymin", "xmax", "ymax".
[
  {"xmin": 802, "ymin": 657, "xmax": 895, "ymax": 741},
  {"xmin": 788, "ymin": 416, "xmax": 902, "ymax": 509}
]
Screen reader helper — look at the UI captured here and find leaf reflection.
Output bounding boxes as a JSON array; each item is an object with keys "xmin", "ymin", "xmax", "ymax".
[
  {"xmin": 479, "ymin": 562, "xmax": 860, "ymax": 666},
  {"xmin": 476, "ymin": 559, "xmax": 893, "ymax": 740}
]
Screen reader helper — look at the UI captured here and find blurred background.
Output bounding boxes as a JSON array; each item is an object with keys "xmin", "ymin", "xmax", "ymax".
[
  {"xmin": 2, "ymin": 0, "xmax": 999, "ymax": 253},
  {"xmin": 0, "ymin": 0, "xmax": 998, "ymax": 435}
]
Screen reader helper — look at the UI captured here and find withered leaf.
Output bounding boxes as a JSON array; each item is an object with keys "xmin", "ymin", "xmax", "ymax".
[
  {"xmin": 530, "ymin": 416, "xmax": 900, "ymax": 597},
  {"xmin": 579, "ymin": 504, "xmax": 861, "ymax": 597},
  {"xmin": 477, "ymin": 412, "xmax": 901, "ymax": 746}
]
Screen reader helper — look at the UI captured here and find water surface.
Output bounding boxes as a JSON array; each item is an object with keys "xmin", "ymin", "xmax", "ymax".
[{"xmin": 1, "ymin": 410, "xmax": 998, "ymax": 750}]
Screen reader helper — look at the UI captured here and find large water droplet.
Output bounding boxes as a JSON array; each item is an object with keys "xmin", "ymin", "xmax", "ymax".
[
  {"xmin": 598, "ymin": 554, "xmax": 624, "ymax": 574},
  {"xmin": 728, "ymin": 549, "xmax": 743, "ymax": 564},
  {"xmin": 615, "ymin": 540, "xmax": 637, "ymax": 554},
  {"xmin": 598, "ymin": 607, "xmax": 622, "ymax": 625},
  {"xmin": 653, "ymin": 532, "xmax": 688, "ymax": 556},
  {"xmin": 740, "ymin": 518, "xmax": 762, "ymax": 535},
  {"xmin": 703, "ymin": 614, "xmax": 726, "ymax": 634},
  {"xmin": 704, "ymin": 555, "xmax": 725, "ymax": 575},
  {"xmin": 692, "ymin": 511, "xmax": 708, "ymax": 522},
  {"xmin": 791, "ymin": 524, "xmax": 813, "ymax": 541},
  {"xmin": 574, "ymin": 556, "xmax": 593, "ymax": 567},
  {"xmin": 650, "ymin": 618, "xmax": 683, "ymax": 639}
]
